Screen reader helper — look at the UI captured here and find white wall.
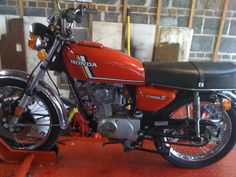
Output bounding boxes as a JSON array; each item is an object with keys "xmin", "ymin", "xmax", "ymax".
[
  {"xmin": 0, "ymin": 16, "xmax": 6, "ymax": 39},
  {"xmin": 130, "ymin": 23, "xmax": 156, "ymax": 62},
  {"xmin": 24, "ymin": 16, "xmax": 70, "ymax": 98},
  {"xmin": 0, "ymin": 16, "xmax": 7, "ymax": 69},
  {"xmin": 93, "ymin": 22, "xmax": 156, "ymax": 62},
  {"xmin": 159, "ymin": 27, "xmax": 193, "ymax": 61},
  {"xmin": 92, "ymin": 22, "xmax": 193, "ymax": 62},
  {"xmin": 93, "ymin": 21, "xmax": 122, "ymax": 50}
]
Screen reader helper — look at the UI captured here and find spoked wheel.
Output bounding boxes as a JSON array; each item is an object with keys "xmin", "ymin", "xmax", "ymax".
[
  {"xmin": 155, "ymin": 94, "xmax": 236, "ymax": 168},
  {"xmin": 0, "ymin": 79, "xmax": 61, "ymax": 150}
]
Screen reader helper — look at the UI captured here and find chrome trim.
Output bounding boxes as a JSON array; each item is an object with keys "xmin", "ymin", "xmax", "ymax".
[{"xmin": 0, "ymin": 69, "xmax": 68, "ymax": 130}]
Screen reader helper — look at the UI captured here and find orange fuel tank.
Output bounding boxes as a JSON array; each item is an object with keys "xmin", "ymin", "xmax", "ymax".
[{"xmin": 63, "ymin": 41, "xmax": 145, "ymax": 85}]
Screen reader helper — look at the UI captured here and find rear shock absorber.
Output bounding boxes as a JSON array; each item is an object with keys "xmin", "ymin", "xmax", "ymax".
[{"xmin": 193, "ymin": 91, "xmax": 201, "ymax": 138}]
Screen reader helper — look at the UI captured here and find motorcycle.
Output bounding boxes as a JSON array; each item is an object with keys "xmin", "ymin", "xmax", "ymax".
[{"xmin": 0, "ymin": 3, "xmax": 236, "ymax": 169}]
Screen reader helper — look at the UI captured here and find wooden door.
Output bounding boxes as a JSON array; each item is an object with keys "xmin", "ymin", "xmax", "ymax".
[{"xmin": 0, "ymin": 18, "xmax": 26, "ymax": 71}]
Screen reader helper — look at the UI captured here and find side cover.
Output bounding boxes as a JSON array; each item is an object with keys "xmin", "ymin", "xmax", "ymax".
[
  {"xmin": 136, "ymin": 86, "xmax": 177, "ymax": 112},
  {"xmin": 63, "ymin": 41, "xmax": 145, "ymax": 85}
]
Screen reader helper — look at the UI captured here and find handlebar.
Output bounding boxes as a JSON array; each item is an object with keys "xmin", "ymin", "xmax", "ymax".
[
  {"xmin": 62, "ymin": 6, "xmax": 98, "ymax": 23},
  {"xmin": 46, "ymin": 5, "xmax": 98, "ymax": 37}
]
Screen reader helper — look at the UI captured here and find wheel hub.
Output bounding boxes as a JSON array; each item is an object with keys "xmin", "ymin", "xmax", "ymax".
[{"xmin": 1, "ymin": 99, "xmax": 35, "ymax": 136}]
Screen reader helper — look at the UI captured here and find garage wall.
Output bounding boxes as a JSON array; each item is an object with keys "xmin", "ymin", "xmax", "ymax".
[
  {"xmin": 92, "ymin": 0, "xmax": 236, "ymax": 60},
  {"xmin": 0, "ymin": 0, "xmax": 236, "ymax": 61}
]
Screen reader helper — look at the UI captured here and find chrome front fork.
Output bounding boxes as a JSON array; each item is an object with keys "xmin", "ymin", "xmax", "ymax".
[{"xmin": 14, "ymin": 37, "xmax": 61, "ymax": 120}]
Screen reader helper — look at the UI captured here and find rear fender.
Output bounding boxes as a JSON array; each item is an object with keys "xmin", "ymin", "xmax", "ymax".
[{"xmin": 0, "ymin": 69, "xmax": 68, "ymax": 129}]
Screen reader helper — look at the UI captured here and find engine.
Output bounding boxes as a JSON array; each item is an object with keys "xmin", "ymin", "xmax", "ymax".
[{"xmin": 78, "ymin": 82, "xmax": 140, "ymax": 141}]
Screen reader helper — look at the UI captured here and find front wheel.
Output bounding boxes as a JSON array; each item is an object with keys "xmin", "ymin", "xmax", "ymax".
[
  {"xmin": 155, "ymin": 94, "xmax": 236, "ymax": 168},
  {"xmin": 0, "ymin": 78, "xmax": 61, "ymax": 150}
]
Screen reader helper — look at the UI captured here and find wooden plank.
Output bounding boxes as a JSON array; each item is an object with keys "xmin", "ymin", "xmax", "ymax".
[
  {"xmin": 189, "ymin": 0, "xmax": 196, "ymax": 28},
  {"xmin": 54, "ymin": 0, "xmax": 59, "ymax": 12},
  {"xmin": 0, "ymin": 19, "xmax": 26, "ymax": 71},
  {"xmin": 127, "ymin": 9, "xmax": 131, "ymax": 56},
  {"xmin": 152, "ymin": 0, "xmax": 162, "ymax": 61},
  {"xmin": 156, "ymin": 43, "xmax": 180, "ymax": 62},
  {"xmin": 19, "ymin": 0, "xmax": 24, "ymax": 18},
  {"xmin": 88, "ymin": 2, "xmax": 94, "ymax": 41},
  {"xmin": 214, "ymin": 0, "xmax": 229, "ymax": 61},
  {"xmin": 121, "ymin": 0, "xmax": 128, "ymax": 52}
]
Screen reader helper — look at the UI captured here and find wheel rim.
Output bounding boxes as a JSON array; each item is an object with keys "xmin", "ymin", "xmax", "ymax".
[
  {"xmin": 0, "ymin": 86, "xmax": 52, "ymax": 150},
  {"xmin": 164, "ymin": 101, "xmax": 232, "ymax": 162}
]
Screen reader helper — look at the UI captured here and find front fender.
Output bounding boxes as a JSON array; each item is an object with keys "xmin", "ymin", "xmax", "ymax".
[{"xmin": 0, "ymin": 69, "xmax": 68, "ymax": 129}]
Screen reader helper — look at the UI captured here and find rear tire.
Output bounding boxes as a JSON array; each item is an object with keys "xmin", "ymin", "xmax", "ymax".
[
  {"xmin": 0, "ymin": 78, "xmax": 61, "ymax": 151},
  {"xmin": 154, "ymin": 94, "xmax": 236, "ymax": 168}
]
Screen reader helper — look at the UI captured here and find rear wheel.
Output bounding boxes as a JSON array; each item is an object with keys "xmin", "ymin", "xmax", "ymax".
[
  {"xmin": 155, "ymin": 94, "xmax": 236, "ymax": 168},
  {"xmin": 0, "ymin": 79, "xmax": 61, "ymax": 150}
]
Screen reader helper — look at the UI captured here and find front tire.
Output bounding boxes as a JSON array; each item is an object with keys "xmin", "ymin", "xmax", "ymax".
[
  {"xmin": 0, "ymin": 78, "xmax": 61, "ymax": 150},
  {"xmin": 155, "ymin": 94, "xmax": 236, "ymax": 168}
]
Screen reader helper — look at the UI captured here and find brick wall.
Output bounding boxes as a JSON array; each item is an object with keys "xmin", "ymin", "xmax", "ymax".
[{"xmin": 1, "ymin": 0, "xmax": 236, "ymax": 60}]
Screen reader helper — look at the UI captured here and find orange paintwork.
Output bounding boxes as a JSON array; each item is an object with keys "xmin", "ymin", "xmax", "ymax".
[
  {"xmin": 78, "ymin": 41, "xmax": 104, "ymax": 48},
  {"xmin": 63, "ymin": 41, "xmax": 145, "ymax": 85},
  {"xmin": 136, "ymin": 86, "xmax": 177, "ymax": 112},
  {"xmin": 63, "ymin": 41, "xmax": 178, "ymax": 112}
]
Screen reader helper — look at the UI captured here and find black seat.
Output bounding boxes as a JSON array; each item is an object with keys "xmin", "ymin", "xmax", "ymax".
[{"xmin": 144, "ymin": 61, "xmax": 236, "ymax": 90}]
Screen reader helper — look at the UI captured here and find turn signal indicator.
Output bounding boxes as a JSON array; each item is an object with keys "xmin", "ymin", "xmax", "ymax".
[
  {"xmin": 37, "ymin": 49, "xmax": 47, "ymax": 61},
  {"xmin": 222, "ymin": 98, "xmax": 231, "ymax": 111}
]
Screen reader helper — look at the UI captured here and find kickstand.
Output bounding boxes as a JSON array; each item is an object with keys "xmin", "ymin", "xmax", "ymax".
[{"xmin": 50, "ymin": 144, "xmax": 59, "ymax": 156}]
